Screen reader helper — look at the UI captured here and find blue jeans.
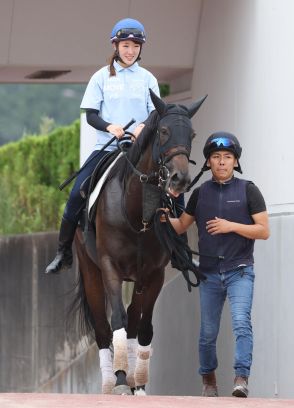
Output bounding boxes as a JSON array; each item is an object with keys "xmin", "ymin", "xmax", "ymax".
[{"xmin": 198, "ymin": 266, "xmax": 255, "ymax": 378}]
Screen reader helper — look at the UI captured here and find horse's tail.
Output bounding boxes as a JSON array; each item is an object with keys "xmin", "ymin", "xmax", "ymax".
[{"xmin": 66, "ymin": 270, "xmax": 95, "ymax": 340}]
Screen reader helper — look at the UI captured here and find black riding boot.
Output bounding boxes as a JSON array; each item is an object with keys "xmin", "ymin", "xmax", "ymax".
[{"xmin": 45, "ymin": 217, "xmax": 77, "ymax": 274}]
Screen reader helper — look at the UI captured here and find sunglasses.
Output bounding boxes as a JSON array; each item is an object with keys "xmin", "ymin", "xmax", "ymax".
[
  {"xmin": 208, "ymin": 137, "xmax": 235, "ymax": 149},
  {"xmin": 115, "ymin": 28, "xmax": 145, "ymax": 41}
]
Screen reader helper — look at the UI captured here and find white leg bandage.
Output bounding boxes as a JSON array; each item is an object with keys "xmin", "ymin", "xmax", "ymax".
[
  {"xmin": 134, "ymin": 344, "xmax": 152, "ymax": 387},
  {"xmin": 126, "ymin": 338, "xmax": 138, "ymax": 388},
  {"xmin": 99, "ymin": 348, "xmax": 116, "ymax": 394},
  {"xmin": 112, "ymin": 328, "xmax": 128, "ymax": 373}
]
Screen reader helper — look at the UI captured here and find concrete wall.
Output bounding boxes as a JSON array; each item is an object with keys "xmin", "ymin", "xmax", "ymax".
[{"xmin": 0, "ymin": 232, "xmax": 97, "ymax": 393}]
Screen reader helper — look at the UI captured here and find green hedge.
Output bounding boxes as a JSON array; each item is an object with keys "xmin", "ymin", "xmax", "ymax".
[{"xmin": 0, "ymin": 120, "xmax": 80, "ymax": 235}]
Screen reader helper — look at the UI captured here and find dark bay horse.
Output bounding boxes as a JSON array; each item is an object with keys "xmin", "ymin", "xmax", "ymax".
[{"xmin": 73, "ymin": 90, "xmax": 206, "ymax": 395}]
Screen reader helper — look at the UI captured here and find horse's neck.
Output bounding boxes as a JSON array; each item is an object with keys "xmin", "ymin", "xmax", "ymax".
[
  {"xmin": 124, "ymin": 144, "xmax": 156, "ymax": 215},
  {"xmin": 136, "ymin": 144, "xmax": 156, "ymax": 175}
]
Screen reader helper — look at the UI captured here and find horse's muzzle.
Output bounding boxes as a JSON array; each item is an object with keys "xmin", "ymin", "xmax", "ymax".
[{"xmin": 166, "ymin": 170, "xmax": 191, "ymax": 196}]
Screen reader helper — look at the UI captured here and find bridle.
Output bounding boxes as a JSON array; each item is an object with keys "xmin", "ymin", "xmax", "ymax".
[
  {"xmin": 157, "ymin": 147, "xmax": 191, "ymax": 189},
  {"xmin": 118, "ymin": 114, "xmax": 193, "ymax": 192},
  {"xmin": 116, "ymin": 114, "xmax": 193, "ymax": 235}
]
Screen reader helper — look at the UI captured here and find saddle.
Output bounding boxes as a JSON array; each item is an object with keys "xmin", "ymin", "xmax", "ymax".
[
  {"xmin": 79, "ymin": 149, "xmax": 121, "ymax": 201},
  {"xmin": 77, "ymin": 149, "xmax": 120, "ymax": 264}
]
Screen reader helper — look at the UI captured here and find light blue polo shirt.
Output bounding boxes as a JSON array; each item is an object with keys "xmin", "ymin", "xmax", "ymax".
[{"xmin": 80, "ymin": 60, "xmax": 160, "ymax": 151}]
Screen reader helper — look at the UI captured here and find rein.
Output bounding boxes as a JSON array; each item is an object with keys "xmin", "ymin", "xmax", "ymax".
[
  {"xmin": 117, "ymin": 133, "xmax": 158, "ymax": 184},
  {"xmin": 116, "ymin": 133, "xmax": 159, "ymax": 234}
]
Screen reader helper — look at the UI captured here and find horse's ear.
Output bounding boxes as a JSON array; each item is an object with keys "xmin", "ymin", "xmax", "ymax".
[
  {"xmin": 188, "ymin": 94, "xmax": 208, "ymax": 118},
  {"xmin": 150, "ymin": 88, "xmax": 166, "ymax": 117}
]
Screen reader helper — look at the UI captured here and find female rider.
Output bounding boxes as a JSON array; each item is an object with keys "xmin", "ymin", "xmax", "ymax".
[{"xmin": 45, "ymin": 18, "xmax": 160, "ymax": 275}]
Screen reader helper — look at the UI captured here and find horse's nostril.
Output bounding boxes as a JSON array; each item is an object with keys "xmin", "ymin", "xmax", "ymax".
[
  {"xmin": 171, "ymin": 173, "xmax": 191, "ymax": 189},
  {"xmin": 171, "ymin": 172, "xmax": 190, "ymax": 182}
]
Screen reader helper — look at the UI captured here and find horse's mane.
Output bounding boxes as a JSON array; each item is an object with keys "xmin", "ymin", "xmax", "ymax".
[{"xmin": 108, "ymin": 110, "xmax": 160, "ymax": 182}]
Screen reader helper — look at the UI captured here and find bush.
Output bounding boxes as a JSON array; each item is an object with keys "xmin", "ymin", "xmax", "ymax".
[{"xmin": 0, "ymin": 120, "xmax": 80, "ymax": 234}]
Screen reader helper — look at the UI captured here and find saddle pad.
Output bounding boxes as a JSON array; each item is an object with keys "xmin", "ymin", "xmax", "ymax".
[{"xmin": 88, "ymin": 152, "xmax": 123, "ymax": 215}]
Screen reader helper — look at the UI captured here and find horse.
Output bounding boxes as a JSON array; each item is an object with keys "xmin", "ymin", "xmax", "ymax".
[{"xmin": 71, "ymin": 90, "xmax": 206, "ymax": 395}]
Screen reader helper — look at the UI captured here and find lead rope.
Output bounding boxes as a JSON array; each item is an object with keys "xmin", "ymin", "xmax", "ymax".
[
  {"xmin": 153, "ymin": 208, "xmax": 204, "ymax": 289},
  {"xmin": 153, "ymin": 207, "xmax": 225, "ymax": 291}
]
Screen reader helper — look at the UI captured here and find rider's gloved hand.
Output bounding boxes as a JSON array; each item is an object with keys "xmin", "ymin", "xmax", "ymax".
[{"xmin": 106, "ymin": 124, "xmax": 125, "ymax": 139}]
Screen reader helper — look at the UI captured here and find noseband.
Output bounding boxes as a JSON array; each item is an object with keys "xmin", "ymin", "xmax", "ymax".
[{"xmin": 156, "ymin": 148, "xmax": 190, "ymax": 189}]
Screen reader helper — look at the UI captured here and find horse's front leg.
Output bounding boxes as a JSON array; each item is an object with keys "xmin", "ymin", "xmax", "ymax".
[
  {"xmin": 102, "ymin": 271, "xmax": 132, "ymax": 395},
  {"xmin": 74, "ymin": 230, "xmax": 115, "ymax": 394},
  {"xmin": 125, "ymin": 286, "xmax": 143, "ymax": 391},
  {"xmin": 134, "ymin": 270, "xmax": 164, "ymax": 395}
]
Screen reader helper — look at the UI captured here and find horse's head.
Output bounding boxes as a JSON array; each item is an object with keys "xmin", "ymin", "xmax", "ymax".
[{"xmin": 150, "ymin": 89, "xmax": 207, "ymax": 197}]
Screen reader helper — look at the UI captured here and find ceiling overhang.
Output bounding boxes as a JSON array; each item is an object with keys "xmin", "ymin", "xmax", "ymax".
[{"xmin": 0, "ymin": 0, "xmax": 202, "ymax": 87}]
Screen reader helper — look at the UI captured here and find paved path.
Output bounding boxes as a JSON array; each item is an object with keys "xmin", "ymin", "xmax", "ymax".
[{"xmin": 0, "ymin": 394, "xmax": 293, "ymax": 408}]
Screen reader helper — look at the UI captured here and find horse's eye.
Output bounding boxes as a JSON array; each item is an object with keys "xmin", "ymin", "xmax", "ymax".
[{"xmin": 159, "ymin": 127, "xmax": 170, "ymax": 145}]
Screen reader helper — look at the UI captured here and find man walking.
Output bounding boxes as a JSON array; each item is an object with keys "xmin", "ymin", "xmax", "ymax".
[{"xmin": 165, "ymin": 132, "xmax": 270, "ymax": 397}]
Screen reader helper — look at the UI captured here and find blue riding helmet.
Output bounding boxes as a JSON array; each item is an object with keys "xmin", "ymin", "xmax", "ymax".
[
  {"xmin": 203, "ymin": 131, "xmax": 242, "ymax": 159},
  {"xmin": 110, "ymin": 18, "xmax": 146, "ymax": 43}
]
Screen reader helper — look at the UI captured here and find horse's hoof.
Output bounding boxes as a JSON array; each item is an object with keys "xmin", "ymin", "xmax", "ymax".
[
  {"xmin": 134, "ymin": 388, "xmax": 147, "ymax": 396},
  {"xmin": 111, "ymin": 384, "xmax": 132, "ymax": 395}
]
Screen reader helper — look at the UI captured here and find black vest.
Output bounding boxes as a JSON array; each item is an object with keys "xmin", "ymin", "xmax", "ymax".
[{"xmin": 195, "ymin": 177, "xmax": 254, "ymax": 273}]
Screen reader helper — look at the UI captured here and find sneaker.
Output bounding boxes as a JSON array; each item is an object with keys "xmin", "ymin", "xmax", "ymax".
[{"xmin": 232, "ymin": 376, "xmax": 248, "ymax": 398}]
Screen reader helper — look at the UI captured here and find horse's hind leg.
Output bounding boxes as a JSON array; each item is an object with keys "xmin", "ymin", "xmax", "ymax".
[{"xmin": 74, "ymin": 230, "xmax": 115, "ymax": 394}]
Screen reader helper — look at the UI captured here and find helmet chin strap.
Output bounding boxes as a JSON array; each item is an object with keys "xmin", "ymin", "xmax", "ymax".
[
  {"xmin": 187, "ymin": 157, "xmax": 242, "ymax": 192},
  {"xmin": 235, "ymin": 159, "xmax": 243, "ymax": 174}
]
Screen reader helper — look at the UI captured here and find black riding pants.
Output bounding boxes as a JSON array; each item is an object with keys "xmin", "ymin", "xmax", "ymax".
[{"xmin": 63, "ymin": 149, "xmax": 109, "ymax": 224}]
